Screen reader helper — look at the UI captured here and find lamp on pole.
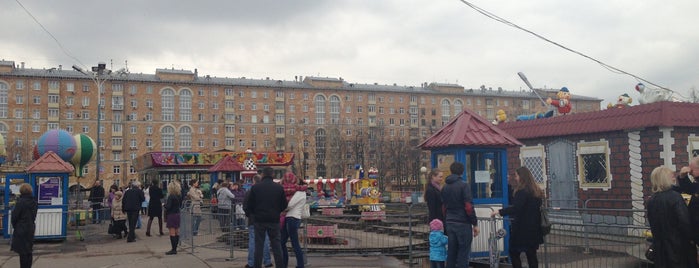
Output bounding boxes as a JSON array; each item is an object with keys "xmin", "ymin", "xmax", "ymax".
[{"xmin": 73, "ymin": 63, "xmax": 110, "ymax": 184}]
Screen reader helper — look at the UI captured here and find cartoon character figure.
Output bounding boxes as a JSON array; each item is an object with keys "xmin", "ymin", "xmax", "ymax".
[
  {"xmin": 368, "ymin": 188, "xmax": 380, "ymax": 199},
  {"xmin": 516, "ymin": 110, "xmax": 554, "ymax": 121},
  {"xmin": 636, "ymin": 83, "xmax": 673, "ymax": 104},
  {"xmin": 546, "ymin": 87, "xmax": 572, "ymax": 115},
  {"xmin": 492, "ymin": 109, "xmax": 507, "ymax": 125},
  {"xmin": 368, "ymin": 167, "xmax": 379, "ymax": 178},
  {"xmin": 615, "ymin": 93, "xmax": 633, "ymax": 108}
]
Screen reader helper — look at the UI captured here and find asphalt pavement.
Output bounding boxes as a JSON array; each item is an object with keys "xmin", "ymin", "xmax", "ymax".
[{"xmin": 0, "ymin": 225, "xmax": 411, "ymax": 268}]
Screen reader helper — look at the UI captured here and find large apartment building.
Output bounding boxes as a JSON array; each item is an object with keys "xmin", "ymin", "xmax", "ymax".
[{"xmin": 0, "ymin": 60, "xmax": 601, "ymax": 187}]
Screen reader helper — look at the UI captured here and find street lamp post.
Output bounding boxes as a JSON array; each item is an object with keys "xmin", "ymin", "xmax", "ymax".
[{"xmin": 73, "ymin": 63, "xmax": 110, "ymax": 184}]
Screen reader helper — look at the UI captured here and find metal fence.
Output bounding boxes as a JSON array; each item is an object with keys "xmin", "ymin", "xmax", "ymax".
[{"xmin": 168, "ymin": 200, "xmax": 657, "ymax": 268}]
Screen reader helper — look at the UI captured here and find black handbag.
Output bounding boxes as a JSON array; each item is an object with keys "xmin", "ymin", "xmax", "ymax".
[
  {"xmin": 645, "ymin": 242, "xmax": 655, "ymax": 262},
  {"xmin": 540, "ymin": 202, "xmax": 551, "ymax": 236},
  {"xmin": 108, "ymin": 220, "xmax": 116, "ymax": 234}
]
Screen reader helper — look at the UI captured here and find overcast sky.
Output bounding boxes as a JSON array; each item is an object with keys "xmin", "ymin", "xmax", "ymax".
[{"xmin": 2, "ymin": 0, "xmax": 699, "ymax": 106}]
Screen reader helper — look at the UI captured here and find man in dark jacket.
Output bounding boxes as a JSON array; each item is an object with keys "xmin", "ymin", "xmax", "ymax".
[
  {"xmin": 244, "ymin": 167, "xmax": 287, "ymax": 268},
  {"xmin": 676, "ymin": 156, "xmax": 699, "ymax": 246},
  {"xmin": 441, "ymin": 162, "xmax": 479, "ymax": 268},
  {"xmin": 122, "ymin": 181, "xmax": 145, "ymax": 242},
  {"xmin": 84, "ymin": 180, "xmax": 105, "ymax": 224}
]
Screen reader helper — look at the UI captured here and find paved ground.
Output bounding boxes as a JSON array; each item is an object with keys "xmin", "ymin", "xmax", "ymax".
[{"xmin": 0, "ymin": 230, "xmax": 411, "ymax": 268}]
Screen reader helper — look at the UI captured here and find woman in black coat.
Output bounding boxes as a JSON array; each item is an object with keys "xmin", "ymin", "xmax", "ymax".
[
  {"xmin": 647, "ymin": 166, "xmax": 697, "ymax": 268},
  {"xmin": 491, "ymin": 167, "xmax": 544, "ymax": 268},
  {"xmin": 11, "ymin": 183, "xmax": 38, "ymax": 268},
  {"xmin": 423, "ymin": 169, "xmax": 445, "ymax": 225},
  {"xmin": 146, "ymin": 179, "xmax": 164, "ymax": 236}
]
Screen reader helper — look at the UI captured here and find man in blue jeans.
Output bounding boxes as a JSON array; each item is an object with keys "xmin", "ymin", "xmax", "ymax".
[
  {"xmin": 246, "ymin": 224, "xmax": 272, "ymax": 268},
  {"xmin": 244, "ymin": 167, "xmax": 287, "ymax": 268},
  {"xmin": 245, "ymin": 175, "xmax": 272, "ymax": 268},
  {"xmin": 441, "ymin": 162, "xmax": 480, "ymax": 268}
]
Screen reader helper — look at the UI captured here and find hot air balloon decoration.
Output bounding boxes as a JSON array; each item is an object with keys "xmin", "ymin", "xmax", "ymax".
[
  {"xmin": 36, "ymin": 129, "xmax": 77, "ymax": 162},
  {"xmin": 70, "ymin": 134, "xmax": 96, "ymax": 178}
]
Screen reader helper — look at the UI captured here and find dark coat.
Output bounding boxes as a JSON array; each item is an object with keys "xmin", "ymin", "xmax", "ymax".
[
  {"xmin": 148, "ymin": 186, "xmax": 164, "ymax": 217},
  {"xmin": 122, "ymin": 187, "xmax": 145, "ymax": 212},
  {"xmin": 441, "ymin": 174, "xmax": 478, "ymax": 226},
  {"xmin": 11, "ymin": 194, "xmax": 38, "ymax": 254},
  {"xmin": 498, "ymin": 189, "xmax": 544, "ymax": 249},
  {"xmin": 675, "ymin": 175, "xmax": 699, "ymax": 244},
  {"xmin": 243, "ymin": 176, "xmax": 287, "ymax": 224},
  {"xmin": 87, "ymin": 185, "xmax": 105, "ymax": 203},
  {"xmin": 424, "ymin": 182, "xmax": 444, "ymax": 224},
  {"xmin": 647, "ymin": 189, "xmax": 696, "ymax": 268},
  {"xmin": 164, "ymin": 194, "xmax": 181, "ymax": 216}
]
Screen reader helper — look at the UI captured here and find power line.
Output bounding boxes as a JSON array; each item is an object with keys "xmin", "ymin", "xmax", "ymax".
[
  {"xmin": 457, "ymin": 0, "xmax": 681, "ymax": 95},
  {"xmin": 14, "ymin": 0, "xmax": 85, "ymax": 68}
]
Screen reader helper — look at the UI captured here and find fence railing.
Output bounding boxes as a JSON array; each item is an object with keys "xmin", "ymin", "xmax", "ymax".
[{"xmin": 5, "ymin": 199, "xmax": 651, "ymax": 268}]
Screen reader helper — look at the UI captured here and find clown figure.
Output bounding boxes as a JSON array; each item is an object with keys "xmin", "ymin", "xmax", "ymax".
[{"xmin": 546, "ymin": 87, "xmax": 572, "ymax": 115}]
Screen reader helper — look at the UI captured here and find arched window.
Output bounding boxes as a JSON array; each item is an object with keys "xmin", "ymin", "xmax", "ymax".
[
  {"xmin": 161, "ymin": 88, "xmax": 175, "ymax": 121},
  {"xmin": 329, "ymin": 95, "xmax": 340, "ymax": 124},
  {"xmin": 179, "ymin": 126, "xmax": 192, "ymax": 151},
  {"xmin": 179, "ymin": 89, "xmax": 192, "ymax": 121},
  {"xmin": 441, "ymin": 99, "xmax": 451, "ymax": 124},
  {"xmin": 315, "ymin": 95, "xmax": 326, "ymax": 125},
  {"xmin": 0, "ymin": 82, "xmax": 7, "ymax": 118},
  {"xmin": 454, "ymin": 99, "xmax": 463, "ymax": 115},
  {"xmin": 161, "ymin": 126, "xmax": 175, "ymax": 150}
]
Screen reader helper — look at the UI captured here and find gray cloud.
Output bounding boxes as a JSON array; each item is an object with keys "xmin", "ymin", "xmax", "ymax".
[{"xmin": 2, "ymin": 0, "xmax": 699, "ymax": 106}]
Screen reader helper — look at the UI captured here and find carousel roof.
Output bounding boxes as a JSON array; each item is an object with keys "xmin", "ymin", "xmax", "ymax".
[
  {"xmin": 419, "ymin": 109, "xmax": 522, "ymax": 149},
  {"xmin": 207, "ymin": 155, "xmax": 246, "ymax": 172},
  {"xmin": 25, "ymin": 151, "xmax": 75, "ymax": 173},
  {"xmin": 498, "ymin": 101, "xmax": 699, "ymax": 139}
]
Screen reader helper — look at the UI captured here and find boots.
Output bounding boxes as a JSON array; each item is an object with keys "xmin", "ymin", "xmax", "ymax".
[
  {"xmin": 146, "ymin": 218, "xmax": 153, "ymax": 236},
  {"xmin": 166, "ymin": 235, "xmax": 178, "ymax": 255}
]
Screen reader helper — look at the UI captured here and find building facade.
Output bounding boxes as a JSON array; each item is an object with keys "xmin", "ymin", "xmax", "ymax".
[{"xmin": 0, "ymin": 60, "xmax": 601, "ymax": 188}]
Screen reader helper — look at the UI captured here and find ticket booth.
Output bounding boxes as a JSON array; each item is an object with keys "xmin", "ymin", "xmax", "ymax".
[
  {"xmin": 3, "ymin": 151, "xmax": 73, "ymax": 240},
  {"xmin": 419, "ymin": 110, "xmax": 522, "ymax": 260}
]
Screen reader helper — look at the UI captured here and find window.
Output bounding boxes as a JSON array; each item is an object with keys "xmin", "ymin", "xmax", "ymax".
[
  {"xmin": 161, "ymin": 126, "xmax": 175, "ymax": 150},
  {"xmin": 330, "ymin": 95, "xmax": 340, "ymax": 124},
  {"xmin": 16, "ymin": 80, "xmax": 24, "ymax": 90},
  {"xmin": 520, "ymin": 146, "xmax": 547, "ymax": 188},
  {"xmin": 441, "ymin": 99, "xmax": 451, "ymax": 124},
  {"xmin": 315, "ymin": 95, "xmax": 325, "ymax": 125},
  {"xmin": 179, "ymin": 89, "xmax": 192, "ymax": 121},
  {"xmin": 113, "ymin": 165, "xmax": 121, "ymax": 174},
  {"xmin": 161, "ymin": 88, "xmax": 175, "ymax": 121},
  {"xmin": 179, "ymin": 126, "xmax": 192, "ymax": 151},
  {"xmin": 577, "ymin": 140, "xmax": 612, "ymax": 190}
]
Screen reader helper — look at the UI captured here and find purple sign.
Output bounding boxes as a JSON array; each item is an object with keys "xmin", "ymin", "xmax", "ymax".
[{"xmin": 38, "ymin": 177, "xmax": 61, "ymax": 204}]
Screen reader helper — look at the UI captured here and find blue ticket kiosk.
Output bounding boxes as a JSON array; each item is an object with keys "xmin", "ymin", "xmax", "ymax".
[
  {"xmin": 3, "ymin": 152, "xmax": 73, "ymax": 240},
  {"xmin": 419, "ymin": 110, "xmax": 522, "ymax": 261}
]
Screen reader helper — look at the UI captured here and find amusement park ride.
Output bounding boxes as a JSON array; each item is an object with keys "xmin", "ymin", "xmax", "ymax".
[
  {"xmin": 304, "ymin": 165, "xmax": 387, "ymax": 243},
  {"xmin": 304, "ymin": 165, "xmax": 386, "ymax": 220}
]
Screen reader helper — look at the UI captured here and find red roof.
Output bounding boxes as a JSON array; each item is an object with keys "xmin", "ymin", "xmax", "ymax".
[
  {"xmin": 25, "ymin": 151, "xmax": 75, "ymax": 173},
  {"xmin": 498, "ymin": 101, "xmax": 699, "ymax": 139},
  {"xmin": 207, "ymin": 155, "xmax": 246, "ymax": 172},
  {"xmin": 419, "ymin": 109, "xmax": 522, "ymax": 149}
]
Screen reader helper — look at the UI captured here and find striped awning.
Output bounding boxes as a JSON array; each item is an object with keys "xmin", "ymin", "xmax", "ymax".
[
  {"xmin": 304, "ymin": 178, "xmax": 347, "ymax": 184},
  {"xmin": 349, "ymin": 179, "xmax": 360, "ymax": 184}
]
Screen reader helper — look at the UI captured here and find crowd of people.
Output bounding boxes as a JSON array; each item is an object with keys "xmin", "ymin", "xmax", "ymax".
[
  {"xmin": 425, "ymin": 162, "xmax": 544, "ymax": 268},
  {"xmin": 14, "ymin": 157, "xmax": 699, "ymax": 268}
]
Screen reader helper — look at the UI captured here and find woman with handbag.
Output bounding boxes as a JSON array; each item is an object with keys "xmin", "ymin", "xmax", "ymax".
[
  {"xmin": 646, "ymin": 166, "xmax": 697, "ymax": 267},
  {"xmin": 110, "ymin": 191, "xmax": 128, "ymax": 239},
  {"xmin": 491, "ymin": 166, "xmax": 544, "ymax": 268}
]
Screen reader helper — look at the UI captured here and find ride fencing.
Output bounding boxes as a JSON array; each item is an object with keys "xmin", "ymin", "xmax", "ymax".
[{"xmin": 179, "ymin": 201, "xmax": 655, "ymax": 268}]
